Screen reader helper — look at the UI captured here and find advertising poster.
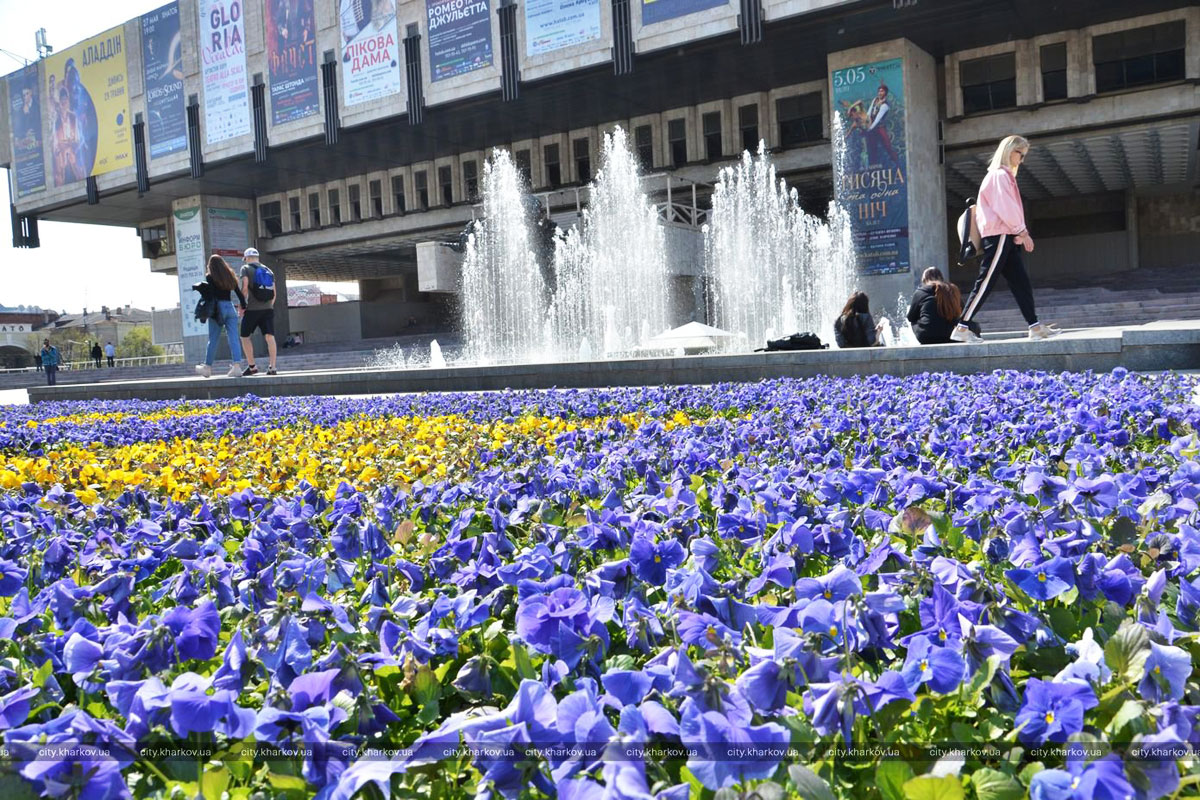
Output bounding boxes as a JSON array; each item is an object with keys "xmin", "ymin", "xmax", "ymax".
[
  {"xmin": 831, "ymin": 57, "xmax": 910, "ymax": 275},
  {"xmin": 266, "ymin": 0, "xmax": 319, "ymax": 124},
  {"xmin": 43, "ymin": 25, "xmax": 132, "ymax": 186},
  {"xmin": 141, "ymin": 2, "xmax": 187, "ymax": 158},
  {"xmin": 426, "ymin": 0, "xmax": 492, "ymax": 82},
  {"xmin": 174, "ymin": 206, "xmax": 208, "ymax": 339},
  {"xmin": 525, "ymin": 0, "xmax": 601, "ymax": 57},
  {"xmin": 199, "ymin": 0, "xmax": 251, "ymax": 144},
  {"xmin": 6, "ymin": 66, "xmax": 45, "ymax": 197},
  {"xmin": 641, "ymin": 0, "xmax": 724, "ymax": 25},
  {"xmin": 339, "ymin": 0, "xmax": 403, "ymax": 105}
]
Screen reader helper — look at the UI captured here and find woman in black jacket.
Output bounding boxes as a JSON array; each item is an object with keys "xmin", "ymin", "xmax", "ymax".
[
  {"xmin": 907, "ymin": 267, "xmax": 978, "ymax": 344},
  {"xmin": 834, "ymin": 291, "xmax": 883, "ymax": 348}
]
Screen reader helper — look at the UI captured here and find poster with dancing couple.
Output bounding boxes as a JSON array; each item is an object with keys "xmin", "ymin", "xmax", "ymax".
[
  {"xmin": 43, "ymin": 25, "xmax": 132, "ymax": 187},
  {"xmin": 832, "ymin": 57, "xmax": 910, "ymax": 275}
]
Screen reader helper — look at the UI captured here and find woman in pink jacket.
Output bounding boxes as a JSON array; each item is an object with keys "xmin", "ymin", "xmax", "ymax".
[{"xmin": 951, "ymin": 135, "xmax": 1060, "ymax": 342}]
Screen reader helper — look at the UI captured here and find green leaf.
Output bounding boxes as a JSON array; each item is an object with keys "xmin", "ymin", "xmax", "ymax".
[
  {"xmin": 964, "ymin": 655, "xmax": 1001, "ymax": 703},
  {"xmin": 748, "ymin": 783, "xmax": 786, "ymax": 800},
  {"xmin": 512, "ymin": 642, "xmax": 537, "ymax": 680},
  {"xmin": 201, "ymin": 766, "xmax": 231, "ymax": 800},
  {"xmin": 903, "ymin": 775, "xmax": 965, "ymax": 800},
  {"xmin": 788, "ymin": 765, "xmax": 836, "ymax": 800},
  {"xmin": 1017, "ymin": 763, "xmax": 1045, "ymax": 787},
  {"xmin": 267, "ymin": 772, "xmax": 309, "ymax": 793},
  {"xmin": 413, "ymin": 664, "xmax": 439, "ymax": 707},
  {"xmin": 31, "ymin": 659, "xmax": 52, "ymax": 689},
  {"xmin": 1047, "ymin": 605, "xmax": 1077, "ymax": 639},
  {"xmin": 0, "ymin": 773, "xmax": 40, "ymax": 800},
  {"xmin": 878, "ymin": 760, "xmax": 914, "ymax": 800},
  {"xmin": 969, "ymin": 768, "xmax": 1023, "ymax": 800},
  {"xmin": 1107, "ymin": 699, "xmax": 1146, "ymax": 737},
  {"xmin": 1104, "ymin": 620, "xmax": 1151, "ymax": 683}
]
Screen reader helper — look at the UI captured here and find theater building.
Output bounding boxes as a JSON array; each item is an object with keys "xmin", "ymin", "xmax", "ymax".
[{"xmin": 3, "ymin": 0, "xmax": 1198, "ymax": 361}]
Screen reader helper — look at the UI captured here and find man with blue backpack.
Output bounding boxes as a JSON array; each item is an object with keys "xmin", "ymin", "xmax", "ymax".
[{"xmin": 238, "ymin": 247, "xmax": 279, "ymax": 376}]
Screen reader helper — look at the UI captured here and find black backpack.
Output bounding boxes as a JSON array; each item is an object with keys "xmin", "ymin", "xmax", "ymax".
[{"xmin": 756, "ymin": 332, "xmax": 827, "ymax": 352}]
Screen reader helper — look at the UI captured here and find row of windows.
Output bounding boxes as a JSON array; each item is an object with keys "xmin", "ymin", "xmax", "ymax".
[
  {"xmin": 259, "ymin": 93, "xmax": 826, "ymax": 235},
  {"xmin": 960, "ymin": 20, "xmax": 1186, "ymax": 115}
]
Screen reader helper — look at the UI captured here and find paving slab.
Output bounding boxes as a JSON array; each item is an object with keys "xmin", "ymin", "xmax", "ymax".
[{"xmin": 25, "ymin": 322, "xmax": 1200, "ymax": 403}]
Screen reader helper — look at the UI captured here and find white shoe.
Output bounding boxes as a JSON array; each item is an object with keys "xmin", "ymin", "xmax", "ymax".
[
  {"xmin": 1029, "ymin": 322, "xmax": 1063, "ymax": 340},
  {"xmin": 949, "ymin": 324, "xmax": 983, "ymax": 344},
  {"xmin": 194, "ymin": 364, "xmax": 212, "ymax": 378},
  {"xmin": 226, "ymin": 364, "xmax": 242, "ymax": 377}
]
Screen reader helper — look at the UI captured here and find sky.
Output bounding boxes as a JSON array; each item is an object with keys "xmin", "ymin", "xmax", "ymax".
[{"xmin": 0, "ymin": 0, "xmax": 354, "ymax": 314}]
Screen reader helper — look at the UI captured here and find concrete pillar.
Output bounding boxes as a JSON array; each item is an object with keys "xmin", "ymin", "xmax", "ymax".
[
  {"xmin": 1125, "ymin": 190, "xmax": 1139, "ymax": 271},
  {"xmin": 828, "ymin": 39, "xmax": 947, "ymax": 308},
  {"xmin": 171, "ymin": 195, "xmax": 258, "ymax": 365}
]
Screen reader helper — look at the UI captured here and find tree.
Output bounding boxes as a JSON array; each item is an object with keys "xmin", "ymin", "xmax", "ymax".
[{"xmin": 116, "ymin": 327, "xmax": 163, "ymax": 359}]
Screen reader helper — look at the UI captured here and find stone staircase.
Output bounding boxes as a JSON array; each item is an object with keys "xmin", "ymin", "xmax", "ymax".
[{"xmin": 961, "ymin": 265, "xmax": 1200, "ymax": 334}]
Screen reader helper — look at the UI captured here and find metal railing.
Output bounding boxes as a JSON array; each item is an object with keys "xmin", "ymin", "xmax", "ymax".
[{"xmin": 0, "ymin": 353, "xmax": 184, "ymax": 374}]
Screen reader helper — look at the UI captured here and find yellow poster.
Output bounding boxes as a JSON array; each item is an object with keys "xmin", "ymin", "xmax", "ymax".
[{"xmin": 43, "ymin": 25, "xmax": 132, "ymax": 186}]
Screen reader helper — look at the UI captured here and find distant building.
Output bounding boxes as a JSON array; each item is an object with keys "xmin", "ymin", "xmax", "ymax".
[
  {"xmin": 0, "ymin": 305, "xmax": 59, "ymax": 368},
  {"xmin": 48, "ymin": 305, "xmax": 155, "ymax": 361}
]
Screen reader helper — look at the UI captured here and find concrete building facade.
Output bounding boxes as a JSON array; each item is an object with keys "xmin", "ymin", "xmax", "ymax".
[{"xmin": 3, "ymin": 0, "xmax": 1198, "ymax": 359}]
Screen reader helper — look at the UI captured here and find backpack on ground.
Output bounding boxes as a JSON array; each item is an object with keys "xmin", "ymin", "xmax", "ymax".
[
  {"xmin": 956, "ymin": 198, "xmax": 983, "ymax": 266},
  {"xmin": 756, "ymin": 332, "xmax": 827, "ymax": 352},
  {"xmin": 250, "ymin": 264, "xmax": 275, "ymax": 302}
]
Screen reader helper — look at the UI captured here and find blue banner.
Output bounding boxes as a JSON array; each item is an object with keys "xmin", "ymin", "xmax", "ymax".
[
  {"xmin": 427, "ymin": 0, "xmax": 493, "ymax": 82},
  {"xmin": 832, "ymin": 57, "xmax": 910, "ymax": 275},
  {"xmin": 641, "ymin": 0, "xmax": 724, "ymax": 26},
  {"xmin": 7, "ymin": 66, "xmax": 45, "ymax": 197},
  {"xmin": 266, "ymin": 0, "xmax": 319, "ymax": 124},
  {"xmin": 141, "ymin": 2, "xmax": 186, "ymax": 158}
]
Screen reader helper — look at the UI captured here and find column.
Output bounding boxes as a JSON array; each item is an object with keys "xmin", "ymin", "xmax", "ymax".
[{"xmin": 828, "ymin": 39, "xmax": 947, "ymax": 310}]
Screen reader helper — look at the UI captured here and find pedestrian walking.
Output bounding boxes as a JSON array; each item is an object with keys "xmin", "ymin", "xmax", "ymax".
[
  {"xmin": 104, "ymin": 341, "xmax": 115, "ymax": 367},
  {"xmin": 951, "ymin": 135, "xmax": 1060, "ymax": 342},
  {"xmin": 41, "ymin": 339, "xmax": 59, "ymax": 386},
  {"xmin": 238, "ymin": 248, "xmax": 278, "ymax": 376},
  {"xmin": 90, "ymin": 341, "xmax": 102, "ymax": 369},
  {"xmin": 194, "ymin": 255, "xmax": 249, "ymax": 378}
]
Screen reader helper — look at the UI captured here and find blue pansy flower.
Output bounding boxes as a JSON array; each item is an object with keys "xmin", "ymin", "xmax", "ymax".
[
  {"xmin": 1014, "ymin": 678, "xmax": 1098, "ymax": 745},
  {"xmin": 1005, "ymin": 557, "xmax": 1076, "ymax": 602},
  {"xmin": 901, "ymin": 635, "xmax": 966, "ymax": 694},
  {"xmin": 1139, "ymin": 642, "xmax": 1191, "ymax": 702},
  {"xmin": 678, "ymin": 697, "xmax": 789, "ymax": 790},
  {"xmin": 1030, "ymin": 753, "xmax": 1132, "ymax": 800},
  {"xmin": 628, "ymin": 535, "xmax": 685, "ymax": 586}
]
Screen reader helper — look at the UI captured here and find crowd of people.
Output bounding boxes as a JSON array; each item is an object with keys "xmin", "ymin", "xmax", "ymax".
[{"xmin": 834, "ymin": 134, "xmax": 1061, "ymax": 349}]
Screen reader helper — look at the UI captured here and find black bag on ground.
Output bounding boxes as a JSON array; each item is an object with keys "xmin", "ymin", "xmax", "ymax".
[{"xmin": 756, "ymin": 332, "xmax": 827, "ymax": 352}]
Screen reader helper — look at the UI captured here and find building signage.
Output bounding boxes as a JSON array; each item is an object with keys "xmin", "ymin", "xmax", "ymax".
[
  {"xmin": 199, "ymin": 0, "xmax": 251, "ymax": 144},
  {"xmin": 174, "ymin": 206, "xmax": 208, "ymax": 338},
  {"xmin": 6, "ymin": 66, "xmax": 45, "ymax": 197},
  {"xmin": 0, "ymin": 325, "xmax": 30, "ymax": 333},
  {"xmin": 525, "ymin": 0, "xmax": 601, "ymax": 57},
  {"xmin": 141, "ymin": 2, "xmax": 187, "ymax": 158},
  {"xmin": 641, "ymin": 0, "xmax": 725, "ymax": 26},
  {"xmin": 207, "ymin": 207, "xmax": 251, "ymax": 270},
  {"xmin": 832, "ymin": 57, "xmax": 910, "ymax": 275},
  {"xmin": 339, "ymin": 0, "xmax": 403, "ymax": 105},
  {"xmin": 266, "ymin": 0, "xmax": 320, "ymax": 124},
  {"xmin": 43, "ymin": 26, "xmax": 132, "ymax": 186},
  {"xmin": 427, "ymin": 0, "xmax": 493, "ymax": 82}
]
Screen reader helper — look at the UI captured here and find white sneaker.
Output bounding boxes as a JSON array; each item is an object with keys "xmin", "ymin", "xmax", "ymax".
[
  {"xmin": 949, "ymin": 324, "xmax": 983, "ymax": 344},
  {"xmin": 194, "ymin": 364, "xmax": 212, "ymax": 378},
  {"xmin": 1029, "ymin": 322, "xmax": 1063, "ymax": 340},
  {"xmin": 226, "ymin": 364, "xmax": 242, "ymax": 377}
]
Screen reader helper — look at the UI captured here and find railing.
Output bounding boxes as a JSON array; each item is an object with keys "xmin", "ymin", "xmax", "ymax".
[{"xmin": 0, "ymin": 353, "xmax": 184, "ymax": 374}]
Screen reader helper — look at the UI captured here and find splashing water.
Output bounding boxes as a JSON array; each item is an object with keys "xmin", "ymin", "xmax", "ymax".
[{"xmin": 704, "ymin": 142, "xmax": 856, "ymax": 350}]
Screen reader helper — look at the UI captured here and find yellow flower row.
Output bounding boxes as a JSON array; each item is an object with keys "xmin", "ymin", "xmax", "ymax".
[
  {"xmin": 0, "ymin": 411, "xmax": 687, "ymax": 502},
  {"xmin": 27, "ymin": 405, "xmax": 247, "ymax": 428}
]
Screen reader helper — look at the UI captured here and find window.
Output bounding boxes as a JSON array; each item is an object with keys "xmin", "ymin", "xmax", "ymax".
[
  {"xmin": 543, "ymin": 143, "xmax": 561, "ymax": 188},
  {"xmin": 1039, "ymin": 43, "xmax": 1068, "ymax": 101},
  {"xmin": 349, "ymin": 184, "xmax": 362, "ymax": 222},
  {"xmin": 514, "ymin": 150, "xmax": 531, "ymax": 184},
  {"xmin": 328, "ymin": 188, "xmax": 342, "ymax": 224},
  {"xmin": 1093, "ymin": 21, "xmax": 1185, "ymax": 93},
  {"xmin": 776, "ymin": 92, "xmax": 822, "ymax": 147},
  {"xmin": 438, "ymin": 165, "xmax": 453, "ymax": 206},
  {"xmin": 392, "ymin": 175, "xmax": 406, "ymax": 214},
  {"xmin": 960, "ymin": 53, "xmax": 1017, "ymax": 114},
  {"xmin": 289, "ymin": 196, "xmax": 301, "ymax": 230},
  {"xmin": 259, "ymin": 201, "xmax": 282, "ymax": 236},
  {"xmin": 309, "ymin": 192, "xmax": 321, "ymax": 227},
  {"xmin": 702, "ymin": 112, "xmax": 722, "ymax": 162},
  {"xmin": 573, "ymin": 137, "xmax": 591, "ymax": 183},
  {"xmin": 369, "ymin": 180, "xmax": 382, "ymax": 217},
  {"xmin": 667, "ymin": 118, "xmax": 687, "ymax": 167},
  {"xmin": 738, "ymin": 103, "xmax": 759, "ymax": 153},
  {"xmin": 414, "ymin": 170, "xmax": 429, "ymax": 211},
  {"xmin": 634, "ymin": 125, "xmax": 653, "ymax": 169},
  {"xmin": 463, "ymin": 159, "xmax": 479, "ymax": 200}
]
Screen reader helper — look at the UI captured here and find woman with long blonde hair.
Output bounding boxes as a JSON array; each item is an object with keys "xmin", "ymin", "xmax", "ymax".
[{"xmin": 951, "ymin": 135, "xmax": 1059, "ymax": 342}]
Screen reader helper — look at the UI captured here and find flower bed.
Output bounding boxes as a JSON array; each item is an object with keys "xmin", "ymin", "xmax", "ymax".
[{"xmin": 0, "ymin": 370, "xmax": 1197, "ymax": 800}]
